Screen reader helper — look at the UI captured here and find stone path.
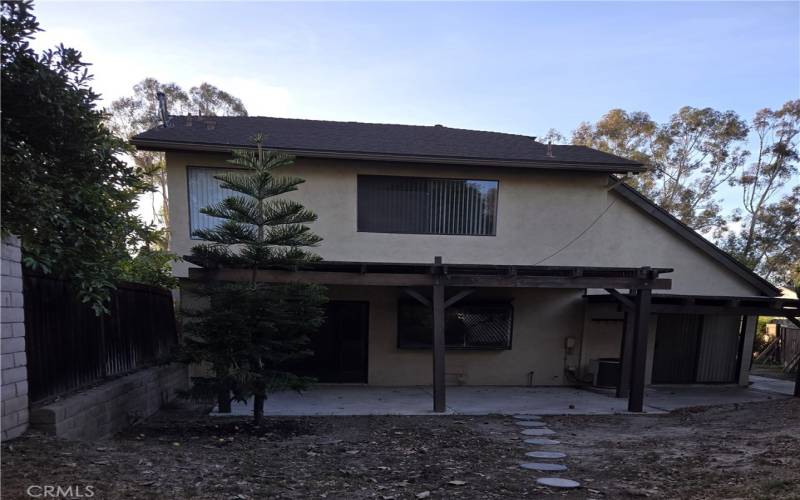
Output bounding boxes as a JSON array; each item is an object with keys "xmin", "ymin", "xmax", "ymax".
[
  {"xmin": 515, "ymin": 420, "xmax": 547, "ymax": 427},
  {"xmin": 526, "ymin": 451, "xmax": 566, "ymax": 459},
  {"xmin": 521, "ymin": 428, "xmax": 556, "ymax": 436},
  {"xmin": 515, "ymin": 414, "xmax": 581, "ymax": 490},
  {"xmin": 537, "ymin": 478, "xmax": 581, "ymax": 489},
  {"xmin": 524, "ymin": 438, "xmax": 560, "ymax": 445}
]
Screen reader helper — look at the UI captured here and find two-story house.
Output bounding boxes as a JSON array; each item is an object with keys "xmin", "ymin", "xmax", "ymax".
[{"xmin": 132, "ymin": 115, "xmax": 796, "ymax": 412}]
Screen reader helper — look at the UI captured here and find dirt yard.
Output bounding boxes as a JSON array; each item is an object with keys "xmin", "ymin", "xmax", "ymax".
[{"xmin": 2, "ymin": 398, "xmax": 798, "ymax": 499}]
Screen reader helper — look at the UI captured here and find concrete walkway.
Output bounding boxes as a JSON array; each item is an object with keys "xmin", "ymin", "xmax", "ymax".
[
  {"xmin": 749, "ymin": 375, "xmax": 796, "ymax": 396},
  {"xmin": 217, "ymin": 382, "xmax": 788, "ymax": 416}
]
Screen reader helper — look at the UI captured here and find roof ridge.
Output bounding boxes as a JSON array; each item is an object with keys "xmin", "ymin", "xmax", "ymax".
[
  {"xmin": 172, "ymin": 114, "xmax": 543, "ymax": 142},
  {"xmin": 133, "ymin": 115, "xmax": 645, "ymax": 170}
]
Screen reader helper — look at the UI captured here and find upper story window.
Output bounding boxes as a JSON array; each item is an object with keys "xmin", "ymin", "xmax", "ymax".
[
  {"xmin": 187, "ymin": 166, "xmax": 236, "ymax": 237},
  {"xmin": 357, "ymin": 175, "xmax": 498, "ymax": 236}
]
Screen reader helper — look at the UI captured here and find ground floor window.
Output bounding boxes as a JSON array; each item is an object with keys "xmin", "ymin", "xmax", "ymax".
[{"xmin": 397, "ymin": 301, "xmax": 513, "ymax": 350}]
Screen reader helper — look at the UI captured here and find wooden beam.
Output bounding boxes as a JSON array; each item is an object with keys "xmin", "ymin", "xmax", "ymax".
[
  {"xmin": 442, "ymin": 275, "xmax": 672, "ymax": 290},
  {"xmin": 628, "ymin": 289, "xmax": 651, "ymax": 412},
  {"xmin": 650, "ymin": 304, "xmax": 800, "ymax": 316},
  {"xmin": 753, "ymin": 337, "xmax": 778, "ymax": 363},
  {"xmin": 402, "ymin": 288, "xmax": 430, "ymax": 307},
  {"xmin": 616, "ymin": 311, "xmax": 635, "ymax": 398},
  {"xmin": 605, "ymin": 288, "xmax": 634, "ymax": 310},
  {"xmin": 190, "ymin": 267, "xmax": 671, "ymax": 290},
  {"xmin": 432, "ymin": 257, "xmax": 446, "ymax": 413},
  {"xmin": 444, "ymin": 289, "xmax": 475, "ymax": 309},
  {"xmin": 786, "ymin": 316, "xmax": 800, "ymax": 330},
  {"xmin": 190, "ymin": 268, "xmax": 434, "ymax": 287}
]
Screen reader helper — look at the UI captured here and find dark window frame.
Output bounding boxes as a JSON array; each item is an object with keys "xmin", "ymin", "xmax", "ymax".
[
  {"xmin": 356, "ymin": 174, "xmax": 500, "ymax": 237},
  {"xmin": 396, "ymin": 300, "xmax": 514, "ymax": 351}
]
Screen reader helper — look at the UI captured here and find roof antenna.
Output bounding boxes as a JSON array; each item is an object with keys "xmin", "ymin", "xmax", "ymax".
[
  {"xmin": 546, "ymin": 141, "xmax": 554, "ymax": 157},
  {"xmin": 156, "ymin": 91, "xmax": 169, "ymax": 128}
]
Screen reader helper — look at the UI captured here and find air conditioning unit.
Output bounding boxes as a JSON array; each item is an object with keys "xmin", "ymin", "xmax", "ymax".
[{"xmin": 591, "ymin": 358, "xmax": 621, "ymax": 388}]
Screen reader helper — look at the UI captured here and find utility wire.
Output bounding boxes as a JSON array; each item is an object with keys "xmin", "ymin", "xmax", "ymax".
[
  {"xmin": 532, "ymin": 199, "xmax": 617, "ymax": 266},
  {"xmin": 533, "ymin": 162, "xmax": 675, "ymax": 266}
]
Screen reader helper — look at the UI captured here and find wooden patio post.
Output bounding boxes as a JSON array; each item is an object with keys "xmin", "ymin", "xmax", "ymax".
[
  {"xmin": 628, "ymin": 288, "xmax": 651, "ymax": 412},
  {"xmin": 795, "ymin": 356, "xmax": 800, "ymax": 398},
  {"xmin": 433, "ymin": 256, "xmax": 446, "ymax": 412},
  {"xmin": 616, "ymin": 310, "xmax": 634, "ymax": 398}
]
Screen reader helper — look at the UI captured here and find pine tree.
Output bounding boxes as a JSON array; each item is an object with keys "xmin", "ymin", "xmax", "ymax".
[{"xmin": 182, "ymin": 136, "xmax": 327, "ymax": 424}]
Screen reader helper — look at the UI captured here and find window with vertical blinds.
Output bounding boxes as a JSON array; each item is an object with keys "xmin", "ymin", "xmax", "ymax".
[
  {"xmin": 187, "ymin": 167, "xmax": 240, "ymax": 237},
  {"xmin": 357, "ymin": 175, "xmax": 498, "ymax": 236}
]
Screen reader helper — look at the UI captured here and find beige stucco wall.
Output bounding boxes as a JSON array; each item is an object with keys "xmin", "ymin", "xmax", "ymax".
[
  {"xmin": 328, "ymin": 285, "xmax": 583, "ymax": 386},
  {"xmin": 579, "ymin": 302, "xmax": 658, "ymax": 385},
  {"xmin": 166, "ymin": 152, "xmax": 607, "ymax": 273},
  {"xmin": 547, "ymin": 191, "xmax": 759, "ymax": 296},
  {"xmin": 179, "ymin": 283, "xmax": 585, "ymax": 386},
  {"xmin": 167, "ymin": 151, "xmax": 764, "ymax": 386},
  {"xmin": 165, "ymin": 151, "xmax": 762, "ymax": 297}
]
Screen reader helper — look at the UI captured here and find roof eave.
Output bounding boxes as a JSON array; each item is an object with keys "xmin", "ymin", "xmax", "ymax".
[{"xmin": 130, "ymin": 138, "xmax": 647, "ymax": 173}]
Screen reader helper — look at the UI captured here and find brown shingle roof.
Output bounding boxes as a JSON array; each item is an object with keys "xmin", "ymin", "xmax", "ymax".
[{"xmin": 131, "ymin": 116, "xmax": 645, "ymax": 173}]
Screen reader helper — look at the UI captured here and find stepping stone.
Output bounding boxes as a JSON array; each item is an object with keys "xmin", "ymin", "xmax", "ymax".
[
  {"xmin": 524, "ymin": 438, "xmax": 560, "ymax": 445},
  {"xmin": 536, "ymin": 477, "xmax": 581, "ymax": 489},
  {"xmin": 516, "ymin": 420, "xmax": 547, "ymax": 427},
  {"xmin": 519, "ymin": 462, "xmax": 567, "ymax": 471},
  {"xmin": 521, "ymin": 428, "xmax": 555, "ymax": 436},
  {"xmin": 513, "ymin": 415, "xmax": 542, "ymax": 420},
  {"xmin": 526, "ymin": 451, "xmax": 566, "ymax": 459}
]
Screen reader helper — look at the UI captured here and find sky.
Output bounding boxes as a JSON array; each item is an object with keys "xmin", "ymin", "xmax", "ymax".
[{"xmin": 30, "ymin": 1, "xmax": 800, "ymax": 218}]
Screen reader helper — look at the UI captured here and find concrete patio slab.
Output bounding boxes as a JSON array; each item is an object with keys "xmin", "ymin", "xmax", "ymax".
[
  {"xmin": 637, "ymin": 384, "xmax": 782, "ymax": 412},
  {"xmin": 749, "ymin": 375, "xmax": 795, "ymax": 396},
  {"xmin": 216, "ymin": 386, "xmax": 453, "ymax": 416},
  {"xmin": 217, "ymin": 382, "xmax": 790, "ymax": 417}
]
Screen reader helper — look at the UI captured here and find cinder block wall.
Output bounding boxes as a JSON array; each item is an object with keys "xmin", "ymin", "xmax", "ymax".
[
  {"xmin": 1, "ymin": 235, "xmax": 29, "ymax": 441},
  {"xmin": 30, "ymin": 364, "xmax": 188, "ymax": 440}
]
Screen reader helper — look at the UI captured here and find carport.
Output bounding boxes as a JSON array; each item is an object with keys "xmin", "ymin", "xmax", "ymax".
[{"xmin": 586, "ymin": 293, "xmax": 800, "ymax": 398}]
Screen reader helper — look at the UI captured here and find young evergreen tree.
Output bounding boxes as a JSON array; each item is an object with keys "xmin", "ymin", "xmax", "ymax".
[{"xmin": 182, "ymin": 136, "xmax": 327, "ymax": 423}]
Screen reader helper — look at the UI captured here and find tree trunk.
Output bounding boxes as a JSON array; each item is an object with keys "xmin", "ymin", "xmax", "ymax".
[
  {"xmin": 217, "ymin": 387, "xmax": 231, "ymax": 414},
  {"xmin": 253, "ymin": 393, "xmax": 265, "ymax": 426}
]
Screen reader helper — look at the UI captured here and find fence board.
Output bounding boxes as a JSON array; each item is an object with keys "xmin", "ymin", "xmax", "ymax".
[{"xmin": 23, "ymin": 272, "xmax": 178, "ymax": 403}]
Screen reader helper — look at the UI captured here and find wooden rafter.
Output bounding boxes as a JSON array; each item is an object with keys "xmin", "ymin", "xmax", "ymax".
[
  {"xmin": 444, "ymin": 289, "xmax": 475, "ymax": 308},
  {"xmin": 605, "ymin": 288, "xmax": 634, "ymax": 310}
]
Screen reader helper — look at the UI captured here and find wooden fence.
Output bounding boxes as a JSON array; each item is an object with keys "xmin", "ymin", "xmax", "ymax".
[
  {"xmin": 23, "ymin": 273, "xmax": 178, "ymax": 403},
  {"xmin": 756, "ymin": 323, "xmax": 800, "ymax": 372}
]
